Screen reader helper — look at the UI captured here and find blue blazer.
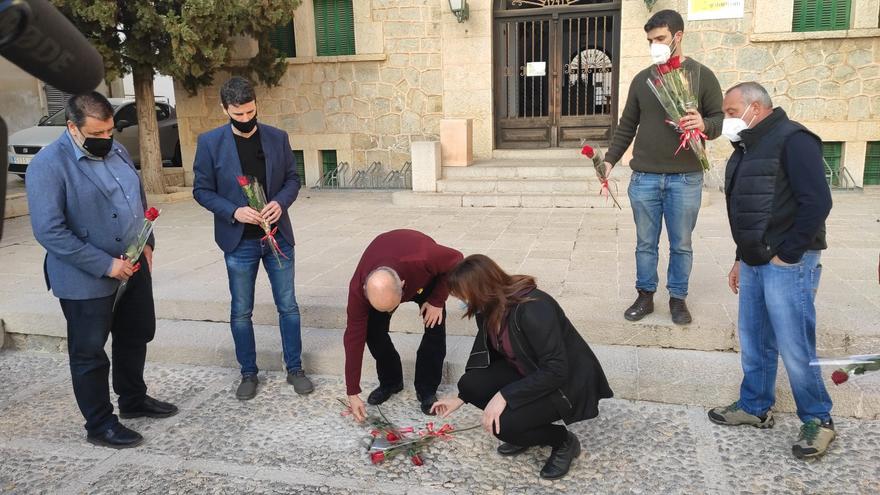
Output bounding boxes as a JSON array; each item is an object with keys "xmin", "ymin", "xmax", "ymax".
[
  {"xmin": 26, "ymin": 133, "xmax": 152, "ymax": 300},
  {"xmin": 192, "ymin": 124, "xmax": 300, "ymax": 253}
]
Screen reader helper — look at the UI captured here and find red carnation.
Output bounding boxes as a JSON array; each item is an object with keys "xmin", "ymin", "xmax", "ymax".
[
  {"xmin": 411, "ymin": 454, "xmax": 424, "ymax": 466},
  {"xmin": 370, "ymin": 451, "xmax": 385, "ymax": 464},
  {"xmin": 236, "ymin": 176, "xmax": 250, "ymax": 187},
  {"xmin": 144, "ymin": 207, "xmax": 160, "ymax": 222},
  {"xmin": 831, "ymin": 370, "xmax": 849, "ymax": 385},
  {"xmin": 386, "ymin": 432, "xmax": 399, "ymax": 442},
  {"xmin": 668, "ymin": 56, "xmax": 682, "ymax": 69},
  {"xmin": 658, "ymin": 63, "xmax": 672, "ymax": 75},
  {"xmin": 581, "ymin": 144, "xmax": 595, "ymax": 159}
]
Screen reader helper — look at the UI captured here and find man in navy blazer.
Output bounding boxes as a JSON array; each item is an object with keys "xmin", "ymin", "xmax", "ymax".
[
  {"xmin": 26, "ymin": 92, "xmax": 178, "ymax": 449},
  {"xmin": 193, "ymin": 77, "xmax": 313, "ymax": 399}
]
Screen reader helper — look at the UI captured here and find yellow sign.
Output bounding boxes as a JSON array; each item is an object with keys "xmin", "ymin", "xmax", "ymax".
[{"xmin": 688, "ymin": 0, "xmax": 744, "ymax": 21}]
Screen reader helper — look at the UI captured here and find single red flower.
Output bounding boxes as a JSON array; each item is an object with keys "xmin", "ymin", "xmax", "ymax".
[
  {"xmin": 411, "ymin": 454, "xmax": 424, "ymax": 466},
  {"xmin": 386, "ymin": 432, "xmax": 399, "ymax": 442},
  {"xmin": 581, "ymin": 144, "xmax": 595, "ymax": 159},
  {"xmin": 831, "ymin": 370, "xmax": 849, "ymax": 385},
  {"xmin": 370, "ymin": 451, "xmax": 385, "ymax": 464},
  {"xmin": 658, "ymin": 63, "xmax": 672, "ymax": 75},
  {"xmin": 237, "ymin": 176, "xmax": 250, "ymax": 187},
  {"xmin": 370, "ymin": 429, "xmax": 380, "ymax": 437},
  {"xmin": 668, "ymin": 56, "xmax": 682, "ymax": 69},
  {"xmin": 144, "ymin": 207, "xmax": 160, "ymax": 222}
]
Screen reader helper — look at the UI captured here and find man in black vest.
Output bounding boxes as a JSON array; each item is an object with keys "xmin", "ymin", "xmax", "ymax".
[{"xmin": 707, "ymin": 82, "xmax": 834, "ymax": 459}]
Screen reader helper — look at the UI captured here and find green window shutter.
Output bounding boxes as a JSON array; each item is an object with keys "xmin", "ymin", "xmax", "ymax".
[
  {"xmin": 823, "ymin": 142, "xmax": 843, "ymax": 187},
  {"xmin": 864, "ymin": 142, "xmax": 880, "ymax": 186},
  {"xmin": 293, "ymin": 150, "xmax": 305, "ymax": 184},
  {"xmin": 321, "ymin": 150, "xmax": 338, "ymax": 176},
  {"xmin": 793, "ymin": 0, "xmax": 850, "ymax": 32},
  {"xmin": 269, "ymin": 21, "xmax": 296, "ymax": 58},
  {"xmin": 315, "ymin": 0, "xmax": 355, "ymax": 56}
]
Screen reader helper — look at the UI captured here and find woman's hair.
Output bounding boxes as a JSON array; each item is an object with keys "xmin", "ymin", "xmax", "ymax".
[{"xmin": 448, "ymin": 254, "xmax": 536, "ymax": 334}]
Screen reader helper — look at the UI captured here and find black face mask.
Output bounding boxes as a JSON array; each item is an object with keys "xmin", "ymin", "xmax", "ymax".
[
  {"xmin": 76, "ymin": 129, "xmax": 114, "ymax": 158},
  {"xmin": 230, "ymin": 113, "xmax": 258, "ymax": 134}
]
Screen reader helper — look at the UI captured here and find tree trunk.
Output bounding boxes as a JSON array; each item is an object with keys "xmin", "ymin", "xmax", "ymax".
[{"xmin": 132, "ymin": 65, "xmax": 165, "ymax": 195}]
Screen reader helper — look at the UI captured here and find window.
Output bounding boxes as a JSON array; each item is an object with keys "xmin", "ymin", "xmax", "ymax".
[
  {"xmin": 293, "ymin": 149, "xmax": 305, "ymax": 183},
  {"xmin": 114, "ymin": 104, "xmax": 138, "ymax": 125},
  {"xmin": 822, "ymin": 142, "xmax": 843, "ymax": 187},
  {"xmin": 155, "ymin": 104, "xmax": 171, "ymax": 121},
  {"xmin": 792, "ymin": 0, "xmax": 851, "ymax": 32},
  {"xmin": 269, "ymin": 21, "xmax": 296, "ymax": 58},
  {"xmin": 321, "ymin": 150, "xmax": 338, "ymax": 176},
  {"xmin": 314, "ymin": 0, "xmax": 355, "ymax": 56},
  {"xmin": 865, "ymin": 142, "xmax": 880, "ymax": 186}
]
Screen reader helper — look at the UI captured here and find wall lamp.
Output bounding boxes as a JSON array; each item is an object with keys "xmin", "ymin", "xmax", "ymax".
[{"xmin": 448, "ymin": 0, "xmax": 468, "ymax": 23}]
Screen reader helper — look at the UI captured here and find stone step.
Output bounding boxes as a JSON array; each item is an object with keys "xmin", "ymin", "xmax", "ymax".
[
  {"xmin": 9, "ymin": 319, "xmax": 879, "ymax": 419},
  {"xmin": 492, "ymin": 148, "xmax": 585, "ymax": 160},
  {"xmin": 437, "ymin": 178, "xmax": 617, "ymax": 194},
  {"xmin": 442, "ymin": 159, "xmax": 627, "ymax": 180},
  {"xmin": 391, "ymin": 191, "xmax": 629, "ymax": 208}
]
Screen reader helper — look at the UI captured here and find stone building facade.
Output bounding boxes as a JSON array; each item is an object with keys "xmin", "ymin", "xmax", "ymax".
[{"xmin": 174, "ymin": 0, "xmax": 880, "ymax": 188}]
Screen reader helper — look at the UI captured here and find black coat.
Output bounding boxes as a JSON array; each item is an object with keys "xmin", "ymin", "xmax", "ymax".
[{"xmin": 465, "ymin": 289, "xmax": 613, "ymax": 424}]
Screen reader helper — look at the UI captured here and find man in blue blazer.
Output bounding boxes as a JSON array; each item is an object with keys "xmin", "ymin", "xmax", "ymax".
[
  {"xmin": 193, "ymin": 76, "xmax": 313, "ymax": 399},
  {"xmin": 26, "ymin": 92, "xmax": 178, "ymax": 449}
]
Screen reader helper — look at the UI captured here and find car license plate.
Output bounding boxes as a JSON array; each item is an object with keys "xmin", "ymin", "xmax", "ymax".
[{"xmin": 10, "ymin": 155, "xmax": 32, "ymax": 165}]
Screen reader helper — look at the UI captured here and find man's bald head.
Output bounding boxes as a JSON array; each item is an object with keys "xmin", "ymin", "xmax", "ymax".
[{"xmin": 365, "ymin": 267, "xmax": 404, "ymax": 312}]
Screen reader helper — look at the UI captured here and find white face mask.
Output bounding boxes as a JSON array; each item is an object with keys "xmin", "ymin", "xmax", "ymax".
[
  {"xmin": 649, "ymin": 36, "xmax": 677, "ymax": 65},
  {"xmin": 722, "ymin": 106, "xmax": 757, "ymax": 142}
]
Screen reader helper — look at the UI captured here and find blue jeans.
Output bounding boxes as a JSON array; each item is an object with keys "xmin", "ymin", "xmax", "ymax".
[
  {"xmin": 736, "ymin": 251, "xmax": 832, "ymax": 423},
  {"xmin": 224, "ymin": 236, "xmax": 302, "ymax": 375},
  {"xmin": 627, "ymin": 171, "xmax": 703, "ymax": 299}
]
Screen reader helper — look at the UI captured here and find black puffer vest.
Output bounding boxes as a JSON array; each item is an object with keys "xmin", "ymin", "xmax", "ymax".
[{"xmin": 724, "ymin": 108, "xmax": 827, "ymax": 266}]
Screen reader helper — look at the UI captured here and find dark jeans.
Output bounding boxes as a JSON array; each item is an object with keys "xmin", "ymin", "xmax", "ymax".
[
  {"xmin": 224, "ymin": 236, "xmax": 302, "ymax": 375},
  {"xmin": 458, "ymin": 359, "xmax": 567, "ymax": 449},
  {"xmin": 365, "ymin": 284, "xmax": 446, "ymax": 400},
  {"xmin": 59, "ymin": 268, "xmax": 156, "ymax": 435}
]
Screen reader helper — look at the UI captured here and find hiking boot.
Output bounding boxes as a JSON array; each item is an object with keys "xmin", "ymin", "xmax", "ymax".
[
  {"xmin": 287, "ymin": 370, "xmax": 314, "ymax": 395},
  {"xmin": 236, "ymin": 374, "xmax": 259, "ymax": 401},
  {"xmin": 708, "ymin": 401, "xmax": 774, "ymax": 428},
  {"xmin": 792, "ymin": 419, "xmax": 835, "ymax": 459},
  {"xmin": 669, "ymin": 297, "xmax": 693, "ymax": 325},
  {"xmin": 624, "ymin": 290, "xmax": 654, "ymax": 321}
]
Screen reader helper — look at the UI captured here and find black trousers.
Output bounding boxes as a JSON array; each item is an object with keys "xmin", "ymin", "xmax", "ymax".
[
  {"xmin": 457, "ymin": 358, "xmax": 567, "ymax": 448},
  {"xmin": 365, "ymin": 284, "xmax": 446, "ymax": 400},
  {"xmin": 59, "ymin": 268, "xmax": 156, "ymax": 435}
]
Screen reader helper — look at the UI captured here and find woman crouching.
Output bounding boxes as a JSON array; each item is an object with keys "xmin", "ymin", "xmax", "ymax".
[{"xmin": 432, "ymin": 254, "xmax": 613, "ymax": 480}]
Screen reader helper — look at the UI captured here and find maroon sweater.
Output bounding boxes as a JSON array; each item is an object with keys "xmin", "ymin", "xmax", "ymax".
[{"xmin": 344, "ymin": 229, "xmax": 463, "ymax": 395}]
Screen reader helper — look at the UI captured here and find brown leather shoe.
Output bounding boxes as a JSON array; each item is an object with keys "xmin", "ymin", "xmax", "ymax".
[
  {"xmin": 624, "ymin": 290, "xmax": 654, "ymax": 321},
  {"xmin": 669, "ymin": 297, "xmax": 692, "ymax": 325}
]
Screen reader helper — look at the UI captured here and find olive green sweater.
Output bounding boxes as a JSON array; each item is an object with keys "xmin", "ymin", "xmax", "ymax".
[{"xmin": 605, "ymin": 58, "xmax": 723, "ymax": 173}]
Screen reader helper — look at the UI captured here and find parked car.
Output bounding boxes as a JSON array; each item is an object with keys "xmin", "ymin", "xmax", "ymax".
[{"xmin": 7, "ymin": 98, "xmax": 181, "ymax": 179}]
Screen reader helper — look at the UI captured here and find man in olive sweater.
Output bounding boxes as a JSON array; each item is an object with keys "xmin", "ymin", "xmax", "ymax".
[{"xmin": 602, "ymin": 9, "xmax": 723, "ymax": 325}]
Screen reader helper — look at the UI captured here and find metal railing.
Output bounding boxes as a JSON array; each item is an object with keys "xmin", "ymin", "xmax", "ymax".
[
  {"xmin": 824, "ymin": 159, "xmax": 859, "ymax": 191},
  {"xmin": 312, "ymin": 161, "xmax": 412, "ymax": 190}
]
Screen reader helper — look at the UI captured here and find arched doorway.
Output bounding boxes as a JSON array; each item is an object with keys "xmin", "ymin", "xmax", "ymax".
[{"xmin": 493, "ymin": 0, "xmax": 621, "ymax": 149}]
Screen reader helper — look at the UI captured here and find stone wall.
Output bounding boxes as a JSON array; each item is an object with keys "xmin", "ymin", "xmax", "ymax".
[
  {"xmin": 619, "ymin": 0, "xmax": 880, "ymax": 187},
  {"xmin": 0, "ymin": 60, "xmax": 45, "ymax": 134}
]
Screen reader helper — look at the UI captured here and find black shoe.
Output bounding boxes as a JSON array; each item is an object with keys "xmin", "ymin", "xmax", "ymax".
[
  {"xmin": 119, "ymin": 396, "xmax": 179, "ymax": 419},
  {"xmin": 624, "ymin": 290, "xmax": 654, "ymax": 321},
  {"xmin": 367, "ymin": 383, "xmax": 404, "ymax": 406},
  {"xmin": 236, "ymin": 374, "xmax": 259, "ymax": 401},
  {"xmin": 418, "ymin": 394, "xmax": 438, "ymax": 415},
  {"xmin": 540, "ymin": 431, "xmax": 581, "ymax": 480},
  {"xmin": 497, "ymin": 442, "xmax": 528, "ymax": 456},
  {"xmin": 87, "ymin": 423, "xmax": 144, "ymax": 449},
  {"xmin": 669, "ymin": 297, "xmax": 692, "ymax": 325}
]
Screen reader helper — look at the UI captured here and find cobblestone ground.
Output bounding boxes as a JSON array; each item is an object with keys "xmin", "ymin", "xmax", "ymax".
[{"xmin": 1, "ymin": 351, "xmax": 878, "ymax": 495}]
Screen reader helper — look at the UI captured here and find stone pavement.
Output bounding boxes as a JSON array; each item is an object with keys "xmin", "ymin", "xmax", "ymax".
[
  {"xmin": 1, "ymin": 188, "xmax": 879, "ymax": 418},
  {"xmin": 0, "ymin": 350, "xmax": 879, "ymax": 495}
]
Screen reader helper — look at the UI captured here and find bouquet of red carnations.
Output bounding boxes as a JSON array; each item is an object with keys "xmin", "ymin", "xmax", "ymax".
[
  {"xmin": 645, "ymin": 56, "xmax": 711, "ymax": 171},
  {"xmin": 581, "ymin": 142, "xmax": 622, "ymax": 210},
  {"xmin": 339, "ymin": 399, "xmax": 478, "ymax": 466},
  {"xmin": 237, "ymin": 175, "xmax": 287, "ymax": 267},
  {"xmin": 810, "ymin": 354, "xmax": 880, "ymax": 385},
  {"xmin": 113, "ymin": 207, "xmax": 160, "ymax": 311}
]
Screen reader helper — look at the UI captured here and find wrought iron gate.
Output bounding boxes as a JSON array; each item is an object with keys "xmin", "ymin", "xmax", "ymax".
[{"xmin": 494, "ymin": 1, "xmax": 620, "ymax": 149}]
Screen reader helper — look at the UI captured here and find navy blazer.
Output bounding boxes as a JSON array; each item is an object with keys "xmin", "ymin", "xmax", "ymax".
[
  {"xmin": 192, "ymin": 124, "xmax": 300, "ymax": 253},
  {"xmin": 26, "ymin": 133, "xmax": 152, "ymax": 300}
]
